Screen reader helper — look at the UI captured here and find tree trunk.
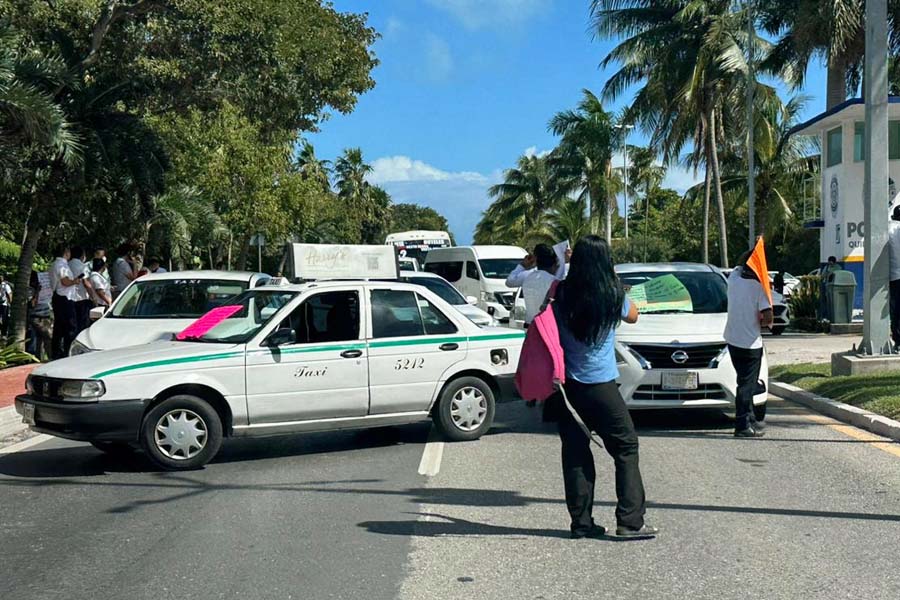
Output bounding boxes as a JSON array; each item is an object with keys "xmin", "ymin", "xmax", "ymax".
[
  {"xmin": 702, "ymin": 155, "xmax": 711, "ymax": 264},
  {"xmin": 235, "ymin": 233, "xmax": 251, "ymax": 271},
  {"xmin": 9, "ymin": 225, "xmax": 42, "ymax": 350},
  {"xmin": 709, "ymin": 110, "xmax": 729, "ymax": 268},
  {"xmin": 605, "ymin": 201, "xmax": 613, "ymax": 245},
  {"xmin": 826, "ymin": 55, "xmax": 847, "ymax": 110}
]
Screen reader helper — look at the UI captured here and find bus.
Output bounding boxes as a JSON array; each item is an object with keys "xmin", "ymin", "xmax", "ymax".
[{"xmin": 385, "ymin": 230, "xmax": 452, "ymax": 264}]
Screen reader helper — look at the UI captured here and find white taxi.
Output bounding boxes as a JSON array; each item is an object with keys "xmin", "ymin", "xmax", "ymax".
[{"xmin": 16, "ymin": 280, "xmax": 524, "ymax": 470}]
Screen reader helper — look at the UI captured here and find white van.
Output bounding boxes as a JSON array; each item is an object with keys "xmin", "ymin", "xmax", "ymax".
[{"xmin": 424, "ymin": 245, "xmax": 526, "ymax": 323}]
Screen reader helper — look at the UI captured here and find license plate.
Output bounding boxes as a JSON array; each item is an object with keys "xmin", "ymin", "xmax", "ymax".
[
  {"xmin": 662, "ymin": 372, "xmax": 699, "ymax": 391},
  {"xmin": 21, "ymin": 403, "xmax": 35, "ymax": 426}
]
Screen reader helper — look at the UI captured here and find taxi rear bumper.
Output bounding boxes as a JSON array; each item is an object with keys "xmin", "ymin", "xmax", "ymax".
[{"xmin": 15, "ymin": 395, "xmax": 146, "ymax": 442}]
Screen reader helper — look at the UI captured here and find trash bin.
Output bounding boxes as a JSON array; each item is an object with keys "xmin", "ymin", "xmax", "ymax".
[{"xmin": 826, "ymin": 270, "xmax": 857, "ymax": 324}]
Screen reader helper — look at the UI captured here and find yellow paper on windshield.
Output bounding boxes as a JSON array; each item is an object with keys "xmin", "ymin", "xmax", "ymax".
[{"xmin": 628, "ymin": 274, "xmax": 693, "ymax": 313}]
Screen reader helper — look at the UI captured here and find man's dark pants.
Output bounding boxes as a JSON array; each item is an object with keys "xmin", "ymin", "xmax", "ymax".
[
  {"xmin": 51, "ymin": 294, "xmax": 76, "ymax": 359},
  {"xmin": 728, "ymin": 344, "xmax": 764, "ymax": 431},
  {"xmin": 554, "ymin": 380, "xmax": 646, "ymax": 534},
  {"xmin": 890, "ymin": 279, "xmax": 900, "ymax": 348}
]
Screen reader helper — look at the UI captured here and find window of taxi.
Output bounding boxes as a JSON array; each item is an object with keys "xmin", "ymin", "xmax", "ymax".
[
  {"xmin": 177, "ymin": 289, "xmax": 296, "ymax": 343},
  {"xmin": 371, "ymin": 290, "xmax": 457, "ymax": 338},
  {"xmin": 276, "ymin": 291, "xmax": 361, "ymax": 344}
]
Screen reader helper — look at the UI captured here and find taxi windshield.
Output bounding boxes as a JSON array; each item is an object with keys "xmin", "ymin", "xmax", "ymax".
[
  {"xmin": 110, "ymin": 279, "xmax": 248, "ymax": 319},
  {"xmin": 177, "ymin": 289, "xmax": 297, "ymax": 344},
  {"xmin": 619, "ymin": 271, "xmax": 728, "ymax": 314}
]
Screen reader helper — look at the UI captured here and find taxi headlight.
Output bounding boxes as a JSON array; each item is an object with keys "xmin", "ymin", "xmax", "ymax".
[
  {"xmin": 59, "ymin": 380, "xmax": 106, "ymax": 401},
  {"xmin": 69, "ymin": 340, "xmax": 93, "ymax": 356}
]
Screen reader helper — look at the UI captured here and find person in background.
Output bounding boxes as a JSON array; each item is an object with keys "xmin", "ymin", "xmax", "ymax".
[
  {"xmin": 724, "ymin": 251, "xmax": 773, "ymax": 438},
  {"xmin": 147, "ymin": 257, "xmax": 167, "ymax": 273},
  {"xmin": 773, "ymin": 270, "xmax": 785, "ymax": 296},
  {"xmin": 888, "ymin": 206, "xmax": 900, "ymax": 349},
  {"xmin": 546, "ymin": 235, "xmax": 656, "ymax": 539},
  {"xmin": 88, "ymin": 258, "xmax": 112, "ymax": 307},
  {"xmin": 506, "ymin": 244, "xmax": 567, "ymax": 327},
  {"xmin": 49, "ymin": 243, "xmax": 79, "ymax": 358},
  {"xmin": 28, "ymin": 271, "xmax": 52, "ymax": 360},
  {"xmin": 68, "ymin": 246, "xmax": 93, "ymax": 335},
  {"xmin": 91, "ymin": 247, "xmax": 109, "ymax": 280},
  {"xmin": 111, "ymin": 242, "xmax": 138, "ymax": 296},
  {"xmin": 0, "ymin": 273, "xmax": 12, "ymax": 337}
]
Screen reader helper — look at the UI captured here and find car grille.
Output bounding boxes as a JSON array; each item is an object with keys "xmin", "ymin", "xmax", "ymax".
[
  {"xmin": 628, "ymin": 344, "xmax": 726, "ymax": 369},
  {"xmin": 27, "ymin": 376, "xmax": 64, "ymax": 402},
  {"xmin": 632, "ymin": 384, "xmax": 727, "ymax": 402}
]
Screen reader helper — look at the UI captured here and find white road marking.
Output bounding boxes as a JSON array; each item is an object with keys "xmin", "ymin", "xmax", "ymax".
[
  {"xmin": 417, "ymin": 429, "xmax": 444, "ymax": 477},
  {"xmin": 0, "ymin": 434, "xmax": 52, "ymax": 455}
]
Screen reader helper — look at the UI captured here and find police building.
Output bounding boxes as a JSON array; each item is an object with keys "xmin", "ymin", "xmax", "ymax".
[{"xmin": 791, "ymin": 97, "xmax": 900, "ymax": 309}]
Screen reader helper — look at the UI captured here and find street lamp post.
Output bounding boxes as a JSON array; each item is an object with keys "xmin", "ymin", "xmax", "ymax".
[
  {"xmin": 617, "ymin": 124, "xmax": 634, "ymax": 239},
  {"xmin": 746, "ymin": 0, "xmax": 756, "ymax": 249},
  {"xmin": 861, "ymin": 0, "xmax": 892, "ymax": 355}
]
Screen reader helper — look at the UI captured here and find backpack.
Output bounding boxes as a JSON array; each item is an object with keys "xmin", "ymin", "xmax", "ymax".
[{"xmin": 514, "ymin": 281, "xmax": 602, "ymax": 446}]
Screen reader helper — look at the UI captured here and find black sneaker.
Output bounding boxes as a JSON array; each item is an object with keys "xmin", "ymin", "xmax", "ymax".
[
  {"xmin": 734, "ymin": 426, "xmax": 765, "ymax": 438},
  {"xmin": 615, "ymin": 524, "xmax": 659, "ymax": 538},
  {"xmin": 570, "ymin": 524, "xmax": 607, "ymax": 539}
]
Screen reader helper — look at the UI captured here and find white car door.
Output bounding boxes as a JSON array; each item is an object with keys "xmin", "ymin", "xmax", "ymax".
[
  {"xmin": 245, "ymin": 287, "xmax": 369, "ymax": 424},
  {"xmin": 367, "ymin": 288, "xmax": 468, "ymax": 415}
]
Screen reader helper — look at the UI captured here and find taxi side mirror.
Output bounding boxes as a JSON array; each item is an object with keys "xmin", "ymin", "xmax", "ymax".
[
  {"xmin": 466, "ymin": 296, "xmax": 478, "ymax": 305},
  {"xmin": 89, "ymin": 306, "xmax": 106, "ymax": 321},
  {"xmin": 266, "ymin": 328, "xmax": 295, "ymax": 347}
]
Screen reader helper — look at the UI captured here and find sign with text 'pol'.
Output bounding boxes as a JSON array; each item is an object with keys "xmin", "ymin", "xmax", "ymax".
[{"xmin": 289, "ymin": 244, "xmax": 399, "ymax": 280}]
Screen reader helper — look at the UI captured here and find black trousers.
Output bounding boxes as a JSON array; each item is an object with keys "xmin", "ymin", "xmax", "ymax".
[
  {"xmin": 556, "ymin": 380, "xmax": 646, "ymax": 533},
  {"xmin": 728, "ymin": 344, "xmax": 764, "ymax": 431},
  {"xmin": 890, "ymin": 280, "xmax": 900, "ymax": 347},
  {"xmin": 51, "ymin": 294, "xmax": 76, "ymax": 359}
]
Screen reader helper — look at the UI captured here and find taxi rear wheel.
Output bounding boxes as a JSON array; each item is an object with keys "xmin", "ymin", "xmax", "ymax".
[
  {"xmin": 433, "ymin": 377, "xmax": 495, "ymax": 442},
  {"xmin": 140, "ymin": 395, "xmax": 223, "ymax": 470}
]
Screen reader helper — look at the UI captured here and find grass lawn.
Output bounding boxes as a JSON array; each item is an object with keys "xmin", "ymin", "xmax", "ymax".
[{"xmin": 770, "ymin": 363, "xmax": 900, "ymax": 421}]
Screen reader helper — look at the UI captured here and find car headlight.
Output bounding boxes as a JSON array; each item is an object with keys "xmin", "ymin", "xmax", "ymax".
[
  {"xmin": 710, "ymin": 346, "xmax": 729, "ymax": 368},
  {"xmin": 58, "ymin": 379, "xmax": 106, "ymax": 401},
  {"xmin": 25, "ymin": 374, "xmax": 34, "ymax": 394},
  {"xmin": 620, "ymin": 343, "xmax": 652, "ymax": 370},
  {"xmin": 69, "ymin": 340, "xmax": 93, "ymax": 356},
  {"xmin": 480, "ymin": 291, "xmax": 493, "ymax": 304}
]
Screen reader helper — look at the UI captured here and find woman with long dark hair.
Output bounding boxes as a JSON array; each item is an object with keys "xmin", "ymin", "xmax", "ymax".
[{"xmin": 549, "ymin": 235, "xmax": 657, "ymax": 539}]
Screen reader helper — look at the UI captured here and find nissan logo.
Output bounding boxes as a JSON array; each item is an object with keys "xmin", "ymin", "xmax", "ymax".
[{"xmin": 671, "ymin": 350, "xmax": 690, "ymax": 364}]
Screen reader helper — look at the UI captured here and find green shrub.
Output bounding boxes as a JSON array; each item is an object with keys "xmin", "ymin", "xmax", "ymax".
[
  {"xmin": 0, "ymin": 342, "xmax": 39, "ymax": 369},
  {"xmin": 789, "ymin": 275, "xmax": 821, "ymax": 320}
]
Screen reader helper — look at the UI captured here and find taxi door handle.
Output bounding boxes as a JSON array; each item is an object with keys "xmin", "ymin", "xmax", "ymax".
[
  {"xmin": 341, "ymin": 349, "xmax": 363, "ymax": 359},
  {"xmin": 439, "ymin": 343, "xmax": 459, "ymax": 351}
]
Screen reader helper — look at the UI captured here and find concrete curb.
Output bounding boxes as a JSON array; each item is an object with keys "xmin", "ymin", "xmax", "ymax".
[
  {"xmin": 0, "ymin": 405, "xmax": 27, "ymax": 442},
  {"xmin": 769, "ymin": 380, "xmax": 900, "ymax": 442}
]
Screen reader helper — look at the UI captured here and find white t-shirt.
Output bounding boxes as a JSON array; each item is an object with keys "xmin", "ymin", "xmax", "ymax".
[
  {"xmin": 506, "ymin": 265, "xmax": 560, "ymax": 323},
  {"xmin": 88, "ymin": 272, "xmax": 111, "ymax": 306},
  {"xmin": 724, "ymin": 268, "xmax": 772, "ymax": 350},
  {"xmin": 50, "ymin": 257, "xmax": 80, "ymax": 301},
  {"xmin": 68, "ymin": 258, "xmax": 90, "ymax": 302},
  {"xmin": 0, "ymin": 281, "xmax": 11, "ymax": 305},
  {"xmin": 889, "ymin": 221, "xmax": 900, "ymax": 282},
  {"xmin": 111, "ymin": 257, "xmax": 134, "ymax": 291}
]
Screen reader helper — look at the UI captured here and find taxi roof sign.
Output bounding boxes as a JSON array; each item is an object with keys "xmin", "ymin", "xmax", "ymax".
[{"xmin": 288, "ymin": 244, "xmax": 399, "ymax": 281}]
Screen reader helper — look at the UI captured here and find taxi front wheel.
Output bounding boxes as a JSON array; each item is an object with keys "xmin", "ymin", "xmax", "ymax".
[
  {"xmin": 434, "ymin": 377, "xmax": 495, "ymax": 442},
  {"xmin": 140, "ymin": 395, "xmax": 223, "ymax": 470}
]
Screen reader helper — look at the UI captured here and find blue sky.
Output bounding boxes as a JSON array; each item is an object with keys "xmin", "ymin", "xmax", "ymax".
[{"xmin": 309, "ymin": 0, "xmax": 830, "ymax": 243}]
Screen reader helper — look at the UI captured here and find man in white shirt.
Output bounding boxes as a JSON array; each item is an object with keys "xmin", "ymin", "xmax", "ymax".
[
  {"xmin": 68, "ymin": 246, "xmax": 93, "ymax": 334},
  {"xmin": 888, "ymin": 206, "xmax": 900, "ymax": 348},
  {"xmin": 0, "ymin": 273, "xmax": 12, "ymax": 337},
  {"xmin": 505, "ymin": 244, "xmax": 567, "ymax": 325},
  {"xmin": 724, "ymin": 257, "xmax": 773, "ymax": 438},
  {"xmin": 88, "ymin": 258, "xmax": 112, "ymax": 307},
  {"xmin": 49, "ymin": 244, "xmax": 80, "ymax": 358},
  {"xmin": 111, "ymin": 242, "xmax": 138, "ymax": 296}
]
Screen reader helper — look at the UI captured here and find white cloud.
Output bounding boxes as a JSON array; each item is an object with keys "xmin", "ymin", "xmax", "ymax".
[
  {"xmin": 426, "ymin": 0, "xmax": 546, "ymax": 30},
  {"xmin": 523, "ymin": 146, "xmax": 551, "ymax": 158},
  {"xmin": 369, "ymin": 155, "xmax": 487, "ymax": 185},
  {"xmin": 424, "ymin": 34, "xmax": 453, "ymax": 81},
  {"xmin": 368, "ymin": 155, "xmax": 500, "ymax": 243}
]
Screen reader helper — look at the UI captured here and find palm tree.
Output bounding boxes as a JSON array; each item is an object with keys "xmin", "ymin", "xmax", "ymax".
[
  {"xmin": 543, "ymin": 198, "xmax": 595, "ymax": 245},
  {"xmin": 624, "ymin": 145, "xmax": 665, "ymax": 227},
  {"xmin": 548, "ymin": 89, "xmax": 618, "ymax": 243},
  {"xmin": 758, "ymin": 1, "xmax": 900, "ymax": 109},
  {"xmin": 486, "ymin": 154, "xmax": 561, "ymax": 242},
  {"xmin": 296, "ymin": 140, "xmax": 331, "ymax": 191},
  {"xmin": 591, "ymin": 0, "xmax": 765, "ymax": 267}
]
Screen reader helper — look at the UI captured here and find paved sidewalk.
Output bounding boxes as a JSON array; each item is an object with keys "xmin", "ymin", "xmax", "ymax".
[{"xmin": 0, "ymin": 364, "xmax": 36, "ymax": 409}]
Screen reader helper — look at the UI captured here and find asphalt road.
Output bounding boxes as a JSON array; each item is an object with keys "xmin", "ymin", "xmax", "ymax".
[{"xmin": 1, "ymin": 397, "xmax": 899, "ymax": 600}]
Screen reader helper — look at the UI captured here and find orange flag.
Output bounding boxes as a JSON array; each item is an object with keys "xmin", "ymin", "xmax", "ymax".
[{"xmin": 745, "ymin": 237, "xmax": 773, "ymax": 307}]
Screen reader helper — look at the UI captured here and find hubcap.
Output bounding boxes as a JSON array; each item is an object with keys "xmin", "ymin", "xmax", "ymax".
[
  {"xmin": 450, "ymin": 386, "xmax": 487, "ymax": 432},
  {"xmin": 154, "ymin": 409, "xmax": 207, "ymax": 460}
]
